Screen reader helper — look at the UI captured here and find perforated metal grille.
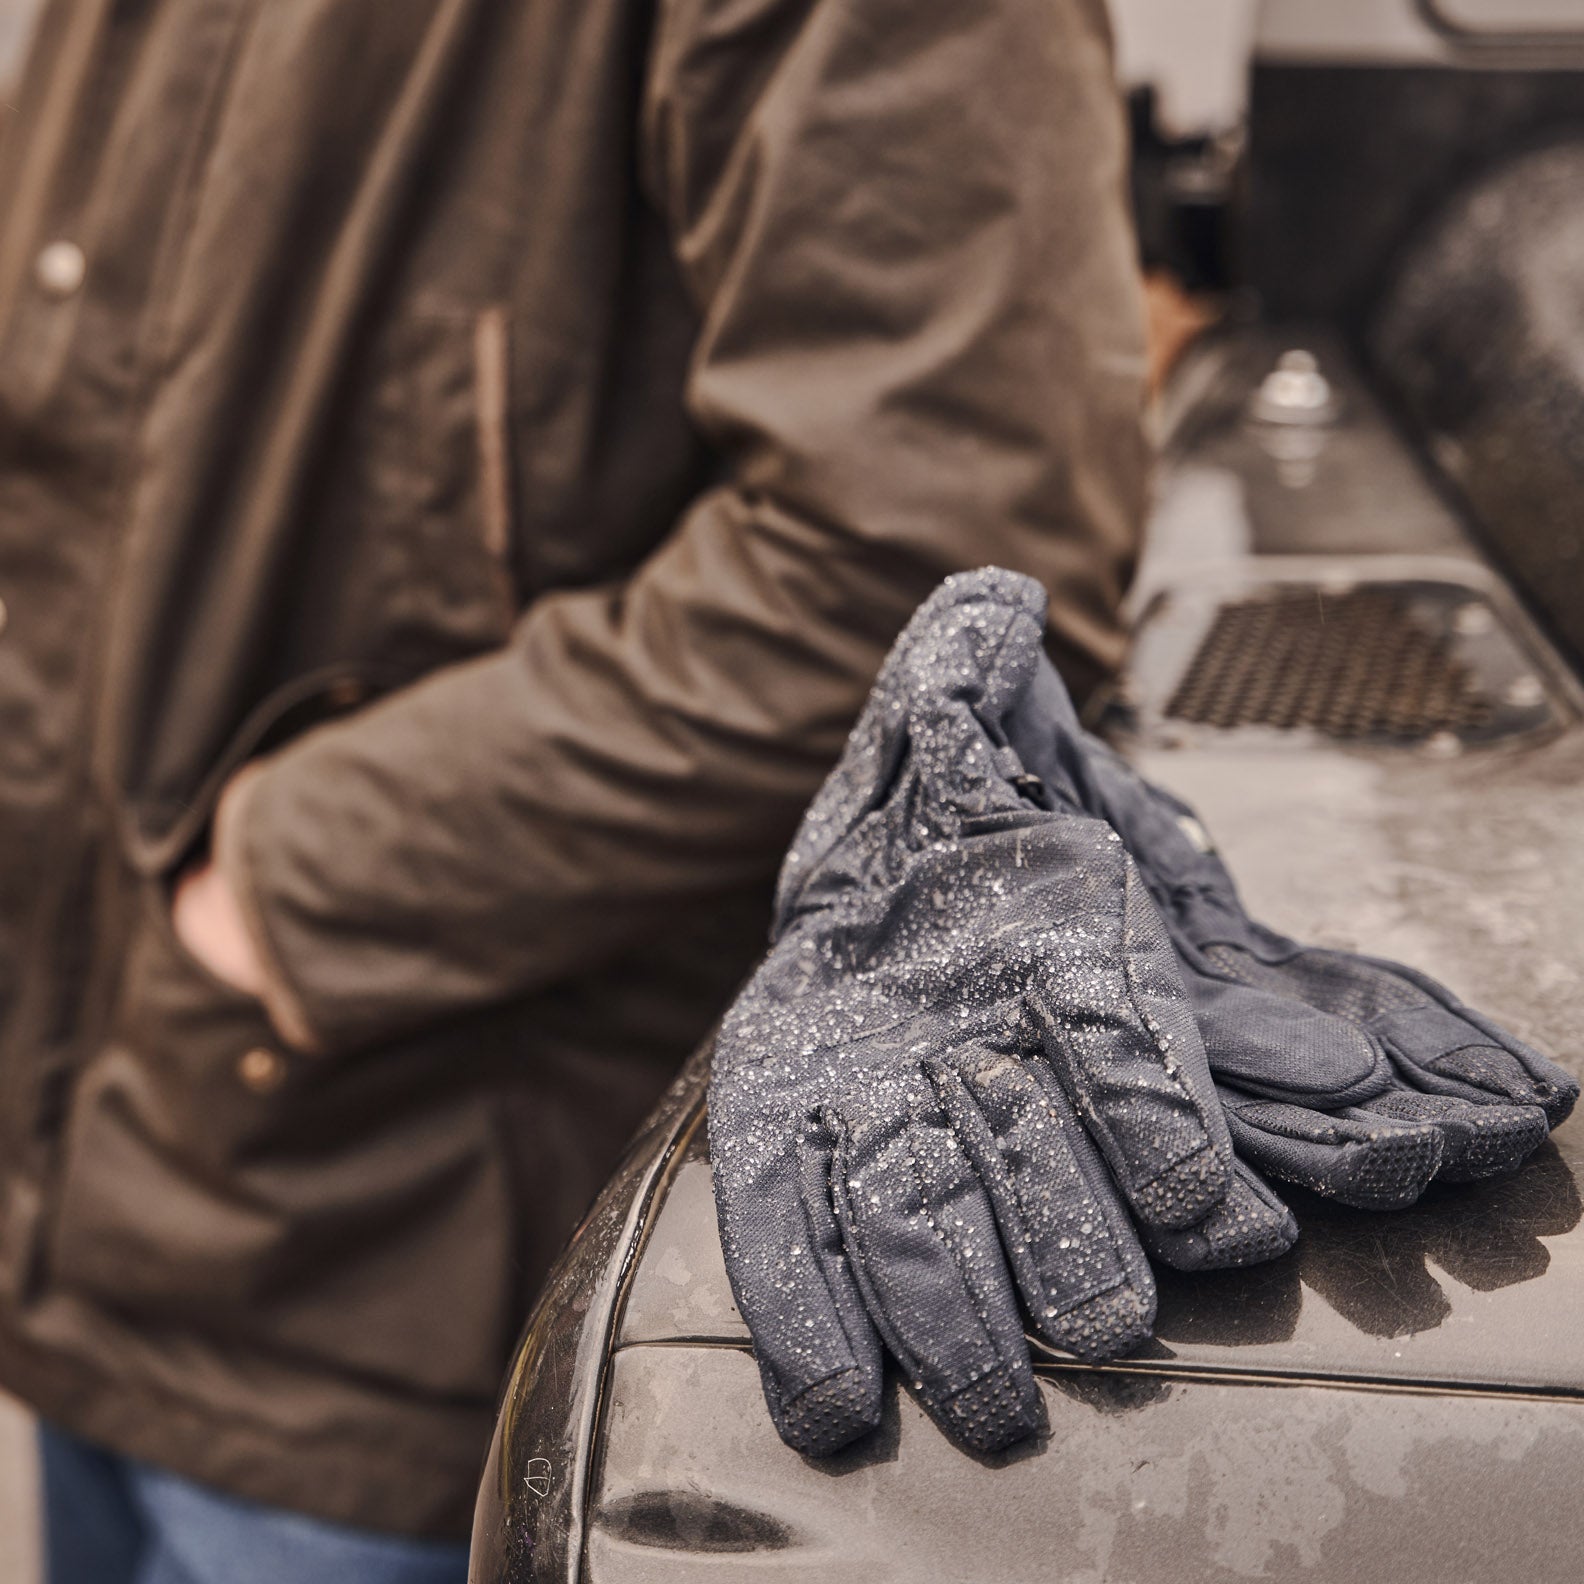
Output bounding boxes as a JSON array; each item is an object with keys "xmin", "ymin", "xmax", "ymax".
[{"xmin": 1165, "ymin": 587, "xmax": 1492, "ymax": 740}]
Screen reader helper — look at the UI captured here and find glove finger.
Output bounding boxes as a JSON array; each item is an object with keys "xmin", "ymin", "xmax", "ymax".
[
  {"xmin": 1364, "ymin": 974, "xmax": 1578, "ymax": 1127},
  {"xmin": 1350, "ymin": 1090, "xmax": 1548, "ymax": 1184},
  {"xmin": 827, "ymin": 1087, "xmax": 1047, "ymax": 1455},
  {"xmin": 1220, "ymin": 1085, "xmax": 1444, "ymax": 1210},
  {"xmin": 1143, "ymin": 1158, "xmax": 1298, "ymax": 1272},
  {"xmin": 1027, "ymin": 853, "xmax": 1231, "ymax": 1234},
  {"xmin": 1451, "ymin": 1003, "xmax": 1578, "ymax": 1127},
  {"xmin": 926, "ymin": 1046, "xmax": 1155, "ymax": 1363},
  {"xmin": 709, "ymin": 1108, "xmax": 885, "ymax": 1458}
]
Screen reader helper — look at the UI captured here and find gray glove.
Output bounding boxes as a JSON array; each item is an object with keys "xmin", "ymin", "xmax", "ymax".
[
  {"xmin": 710, "ymin": 572, "xmax": 1291, "ymax": 1460},
  {"xmin": 1001, "ymin": 627, "xmax": 1574, "ymax": 1210}
]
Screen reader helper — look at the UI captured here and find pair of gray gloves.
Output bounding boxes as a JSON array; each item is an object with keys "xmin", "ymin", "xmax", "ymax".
[{"xmin": 710, "ymin": 570, "xmax": 1576, "ymax": 1458}]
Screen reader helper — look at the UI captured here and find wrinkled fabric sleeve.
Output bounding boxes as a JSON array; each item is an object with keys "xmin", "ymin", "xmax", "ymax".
[{"xmin": 214, "ymin": 0, "xmax": 1149, "ymax": 1052}]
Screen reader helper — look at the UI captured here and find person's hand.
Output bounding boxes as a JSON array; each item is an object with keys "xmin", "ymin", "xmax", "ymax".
[{"xmin": 171, "ymin": 857, "xmax": 267, "ymax": 997}]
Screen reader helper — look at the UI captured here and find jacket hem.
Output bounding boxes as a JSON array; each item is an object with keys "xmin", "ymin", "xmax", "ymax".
[{"xmin": 0, "ymin": 1313, "xmax": 488, "ymax": 1543}]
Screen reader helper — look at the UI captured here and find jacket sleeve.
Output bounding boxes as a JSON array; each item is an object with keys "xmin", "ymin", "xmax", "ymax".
[{"xmin": 214, "ymin": 0, "xmax": 1149, "ymax": 1053}]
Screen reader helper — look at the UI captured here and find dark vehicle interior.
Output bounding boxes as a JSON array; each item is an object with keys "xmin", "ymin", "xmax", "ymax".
[{"xmin": 471, "ymin": 5, "xmax": 1584, "ymax": 1580}]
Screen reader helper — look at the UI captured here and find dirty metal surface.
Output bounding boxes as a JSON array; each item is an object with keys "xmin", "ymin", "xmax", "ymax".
[
  {"xmin": 620, "ymin": 1073, "xmax": 1584, "ymax": 1398},
  {"xmin": 587, "ymin": 1346, "xmax": 1584, "ymax": 1584}
]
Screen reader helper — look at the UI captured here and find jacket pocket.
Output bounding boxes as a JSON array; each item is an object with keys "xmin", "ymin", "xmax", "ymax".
[
  {"xmin": 47, "ymin": 878, "xmax": 518, "ymax": 1399},
  {"xmin": 342, "ymin": 301, "xmax": 521, "ymax": 672}
]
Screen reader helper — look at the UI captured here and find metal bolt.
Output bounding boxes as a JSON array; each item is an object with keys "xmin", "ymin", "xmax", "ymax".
[{"xmin": 1253, "ymin": 349, "xmax": 1338, "ymax": 427}]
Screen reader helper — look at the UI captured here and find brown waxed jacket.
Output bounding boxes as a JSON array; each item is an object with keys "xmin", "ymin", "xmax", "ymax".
[{"xmin": 0, "ymin": 0, "xmax": 1147, "ymax": 1541}]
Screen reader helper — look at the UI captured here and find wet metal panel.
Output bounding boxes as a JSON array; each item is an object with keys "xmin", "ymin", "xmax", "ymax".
[
  {"xmin": 588, "ymin": 1345, "xmax": 1584, "ymax": 1583},
  {"xmin": 617, "ymin": 1120, "xmax": 1584, "ymax": 1399}
]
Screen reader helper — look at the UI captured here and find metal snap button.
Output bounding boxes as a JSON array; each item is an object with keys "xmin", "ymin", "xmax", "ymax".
[
  {"xmin": 237, "ymin": 1047, "xmax": 286, "ymax": 1094},
  {"xmin": 34, "ymin": 241, "xmax": 86, "ymax": 300}
]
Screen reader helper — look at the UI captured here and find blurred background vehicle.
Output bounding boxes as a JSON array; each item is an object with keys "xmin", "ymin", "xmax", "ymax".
[{"xmin": 470, "ymin": 2, "xmax": 1584, "ymax": 1578}]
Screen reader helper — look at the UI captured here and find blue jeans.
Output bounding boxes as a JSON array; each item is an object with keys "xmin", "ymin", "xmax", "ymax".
[{"xmin": 39, "ymin": 1425, "xmax": 471, "ymax": 1584}]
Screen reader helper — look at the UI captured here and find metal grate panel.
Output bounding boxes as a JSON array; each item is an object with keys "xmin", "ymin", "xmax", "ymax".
[{"xmin": 1165, "ymin": 587, "xmax": 1492, "ymax": 740}]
